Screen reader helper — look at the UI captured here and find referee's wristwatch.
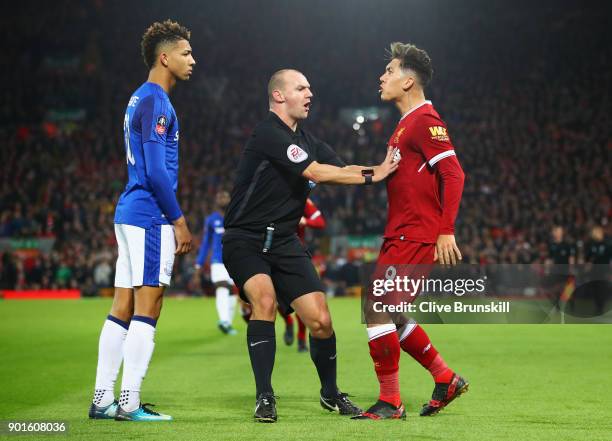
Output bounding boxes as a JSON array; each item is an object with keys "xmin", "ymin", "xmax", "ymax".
[{"xmin": 362, "ymin": 169, "xmax": 374, "ymax": 185}]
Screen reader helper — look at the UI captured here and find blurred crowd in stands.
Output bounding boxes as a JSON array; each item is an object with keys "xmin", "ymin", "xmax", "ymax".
[{"xmin": 0, "ymin": 1, "xmax": 609, "ymax": 292}]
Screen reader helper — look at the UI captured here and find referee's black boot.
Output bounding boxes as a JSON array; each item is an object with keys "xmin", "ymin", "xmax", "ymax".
[
  {"xmin": 320, "ymin": 390, "xmax": 362, "ymax": 416},
  {"xmin": 254, "ymin": 393, "xmax": 277, "ymax": 423}
]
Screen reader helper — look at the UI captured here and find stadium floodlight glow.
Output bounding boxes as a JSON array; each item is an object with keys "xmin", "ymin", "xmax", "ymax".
[
  {"xmin": 356, "ymin": 115, "xmax": 365, "ymax": 123},
  {"xmin": 353, "ymin": 123, "xmax": 361, "ymax": 130}
]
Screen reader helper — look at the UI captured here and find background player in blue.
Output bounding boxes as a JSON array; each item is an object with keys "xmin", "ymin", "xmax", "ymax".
[
  {"xmin": 89, "ymin": 20, "xmax": 195, "ymax": 422},
  {"xmin": 194, "ymin": 190, "xmax": 238, "ymax": 335}
]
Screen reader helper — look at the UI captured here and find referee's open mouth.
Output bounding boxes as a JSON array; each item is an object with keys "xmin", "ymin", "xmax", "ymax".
[{"xmin": 304, "ymin": 101, "xmax": 311, "ymax": 111}]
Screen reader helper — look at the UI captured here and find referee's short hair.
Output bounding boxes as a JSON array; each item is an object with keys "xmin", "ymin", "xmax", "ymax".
[
  {"xmin": 388, "ymin": 42, "xmax": 433, "ymax": 87},
  {"xmin": 268, "ymin": 69, "xmax": 300, "ymax": 102}
]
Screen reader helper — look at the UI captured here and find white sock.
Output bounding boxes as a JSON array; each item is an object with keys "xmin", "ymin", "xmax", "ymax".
[
  {"xmin": 366, "ymin": 323, "xmax": 397, "ymax": 341},
  {"xmin": 397, "ymin": 319, "xmax": 417, "ymax": 342},
  {"xmin": 216, "ymin": 287, "xmax": 230, "ymax": 324},
  {"xmin": 228, "ymin": 294, "xmax": 237, "ymax": 325},
  {"xmin": 119, "ymin": 318, "xmax": 156, "ymax": 412},
  {"xmin": 93, "ymin": 316, "xmax": 128, "ymax": 407}
]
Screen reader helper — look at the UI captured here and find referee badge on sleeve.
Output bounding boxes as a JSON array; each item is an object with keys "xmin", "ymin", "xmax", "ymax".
[{"xmin": 287, "ymin": 144, "xmax": 308, "ymax": 163}]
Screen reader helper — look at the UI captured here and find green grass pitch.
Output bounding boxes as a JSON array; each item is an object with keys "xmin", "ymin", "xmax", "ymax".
[{"xmin": 1, "ymin": 297, "xmax": 611, "ymax": 441}]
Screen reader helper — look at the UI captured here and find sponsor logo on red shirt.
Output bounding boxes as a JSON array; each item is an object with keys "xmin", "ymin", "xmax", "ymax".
[{"xmin": 428, "ymin": 126, "xmax": 450, "ymax": 142}]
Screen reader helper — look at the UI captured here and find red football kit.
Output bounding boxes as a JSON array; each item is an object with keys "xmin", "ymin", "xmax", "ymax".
[
  {"xmin": 297, "ymin": 198, "xmax": 325, "ymax": 243},
  {"xmin": 361, "ymin": 94, "xmax": 469, "ymax": 419},
  {"xmin": 379, "ymin": 101, "xmax": 465, "ymax": 265}
]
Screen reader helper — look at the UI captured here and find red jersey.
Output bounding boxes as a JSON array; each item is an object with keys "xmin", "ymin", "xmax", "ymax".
[
  {"xmin": 384, "ymin": 101, "xmax": 465, "ymax": 243},
  {"xmin": 297, "ymin": 198, "xmax": 325, "ymax": 243}
]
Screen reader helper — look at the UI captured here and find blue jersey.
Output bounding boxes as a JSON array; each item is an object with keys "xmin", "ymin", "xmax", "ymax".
[
  {"xmin": 196, "ymin": 212, "xmax": 225, "ymax": 265},
  {"xmin": 114, "ymin": 82, "xmax": 181, "ymax": 228}
]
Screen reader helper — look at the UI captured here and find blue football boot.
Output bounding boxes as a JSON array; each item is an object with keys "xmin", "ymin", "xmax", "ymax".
[
  {"xmin": 88, "ymin": 400, "xmax": 119, "ymax": 419},
  {"xmin": 114, "ymin": 403, "xmax": 173, "ymax": 421}
]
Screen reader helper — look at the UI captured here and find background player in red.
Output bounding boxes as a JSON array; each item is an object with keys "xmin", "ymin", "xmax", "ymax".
[
  {"xmin": 354, "ymin": 42, "xmax": 467, "ymax": 420},
  {"xmin": 293, "ymin": 198, "xmax": 326, "ymax": 351}
]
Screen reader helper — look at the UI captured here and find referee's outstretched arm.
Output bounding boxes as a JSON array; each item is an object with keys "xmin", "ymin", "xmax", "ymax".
[{"xmin": 303, "ymin": 146, "xmax": 400, "ymax": 185}]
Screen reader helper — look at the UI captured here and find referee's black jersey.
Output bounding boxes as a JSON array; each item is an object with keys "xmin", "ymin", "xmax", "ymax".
[{"xmin": 225, "ymin": 111, "xmax": 345, "ymax": 237}]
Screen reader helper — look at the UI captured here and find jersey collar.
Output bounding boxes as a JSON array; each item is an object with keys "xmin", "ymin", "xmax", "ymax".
[
  {"xmin": 145, "ymin": 81, "xmax": 169, "ymax": 98},
  {"xmin": 400, "ymin": 100, "xmax": 432, "ymax": 121},
  {"xmin": 268, "ymin": 111, "xmax": 300, "ymax": 135}
]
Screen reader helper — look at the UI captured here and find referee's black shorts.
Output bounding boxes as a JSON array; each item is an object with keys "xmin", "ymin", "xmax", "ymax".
[{"xmin": 222, "ymin": 231, "xmax": 325, "ymax": 314}]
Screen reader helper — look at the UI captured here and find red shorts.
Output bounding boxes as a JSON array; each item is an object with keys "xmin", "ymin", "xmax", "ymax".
[
  {"xmin": 377, "ymin": 239, "xmax": 435, "ymax": 265},
  {"xmin": 364, "ymin": 240, "xmax": 436, "ymax": 323}
]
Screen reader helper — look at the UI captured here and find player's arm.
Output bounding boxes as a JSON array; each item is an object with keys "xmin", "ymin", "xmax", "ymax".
[
  {"xmin": 140, "ymin": 98, "xmax": 192, "ymax": 255},
  {"xmin": 416, "ymin": 114, "xmax": 465, "ymax": 265},
  {"xmin": 436, "ymin": 156, "xmax": 465, "ymax": 265},
  {"xmin": 143, "ymin": 142, "xmax": 182, "ymax": 222},
  {"xmin": 194, "ymin": 217, "xmax": 213, "ymax": 270},
  {"xmin": 301, "ymin": 199, "xmax": 326, "ymax": 229},
  {"xmin": 142, "ymin": 144, "xmax": 192, "ymax": 255}
]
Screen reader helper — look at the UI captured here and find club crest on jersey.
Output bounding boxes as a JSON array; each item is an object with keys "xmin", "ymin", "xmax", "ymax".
[
  {"xmin": 394, "ymin": 127, "xmax": 405, "ymax": 144},
  {"xmin": 428, "ymin": 126, "xmax": 450, "ymax": 142},
  {"xmin": 287, "ymin": 144, "xmax": 308, "ymax": 163},
  {"xmin": 156, "ymin": 115, "xmax": 167, "ymax": 135}
]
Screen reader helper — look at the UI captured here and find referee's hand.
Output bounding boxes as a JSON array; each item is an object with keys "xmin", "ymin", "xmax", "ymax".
[
  {"xmin": 172, "ymin": 216, "xmax": 193, "ymax": 255},
  {"xmin": 373, "ymin": 147, "xmax": 401, "ymax": 182}
]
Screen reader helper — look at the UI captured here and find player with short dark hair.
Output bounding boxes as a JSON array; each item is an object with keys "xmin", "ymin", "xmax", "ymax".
[
  {"xmin": 223, "ymin": 68, "xmax": 399, "ymax": 422},
  {"xmin": 88, "ymin": 19, "xmax": 195, "ymax": 422},
  {"xmin": 353, "ymin": 42, "xmax": 468, "ymax": 420}
]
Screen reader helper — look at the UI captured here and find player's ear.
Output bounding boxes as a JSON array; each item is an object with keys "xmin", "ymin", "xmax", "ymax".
[
  {"xmin": 160, "ymin": 52, "xmax": 169, "ymax": 68},
  {"xmin": 402, "ymin": 76, "xmax": 414, "ymax": 92}
]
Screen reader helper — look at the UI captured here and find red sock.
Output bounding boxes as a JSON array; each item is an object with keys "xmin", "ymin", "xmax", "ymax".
[
  {"xmin": 399, "ymin": 324, "xmax": 453, "ymax": 383},
  {"xmin": 368, "ymin": 327, "xmax": 401, "ymax": 407},
  {"xmin": 297, "ymin": 316, "xmax": 306, "ymax": 341}
]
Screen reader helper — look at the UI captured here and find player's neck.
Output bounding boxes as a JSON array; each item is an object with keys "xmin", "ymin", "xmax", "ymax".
[
  {"xmin": 147, "ymin": 68, "xmax": 176, "ymax": 94},
  {"xmin": 270, "ymin": 108, "xmax": 298, "ymax": 132},
  {"xmin": 396, "ymin": 90, "xmax": 427, "ymax": 117}
]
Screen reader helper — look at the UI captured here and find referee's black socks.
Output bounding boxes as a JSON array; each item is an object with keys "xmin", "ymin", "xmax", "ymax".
[
  {"xmin": 247, "ymin": 320, "xmax": 276, "ymax": 397},
  {"xmin": 309, "ymin": 333, "xmax": 338, "ymax": 397}
]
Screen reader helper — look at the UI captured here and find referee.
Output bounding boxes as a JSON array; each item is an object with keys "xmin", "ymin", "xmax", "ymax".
[{"xmin": 223, "ymin": 69, "xmax": 399, "ymax": 422}]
